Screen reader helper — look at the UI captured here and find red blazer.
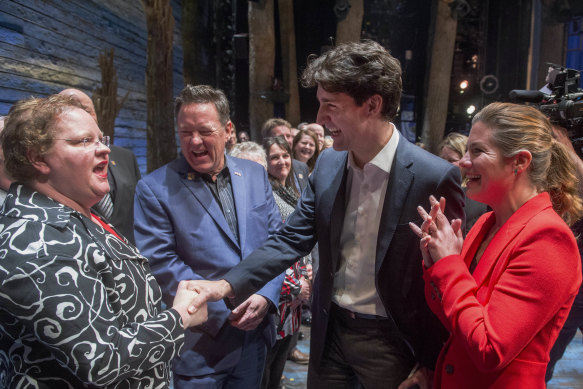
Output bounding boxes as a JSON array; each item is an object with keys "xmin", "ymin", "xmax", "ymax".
[{"xmin": 424, "ymin": 192, "xmax": 581, "ymax": 388}]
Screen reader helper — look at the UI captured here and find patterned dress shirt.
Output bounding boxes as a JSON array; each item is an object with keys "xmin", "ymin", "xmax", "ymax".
[{"xmin": 0, "ymin": 185, "xmax": 185, "ymax": 388}]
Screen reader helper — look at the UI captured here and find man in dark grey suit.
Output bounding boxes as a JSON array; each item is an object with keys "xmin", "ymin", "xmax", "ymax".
[
  {"xmin": 100, "ymin": 144, "xmax": 141, "ymax": 243},
  {"xmin": 187, "ymin": 40, "xmax": 465, "ymax": 389}
]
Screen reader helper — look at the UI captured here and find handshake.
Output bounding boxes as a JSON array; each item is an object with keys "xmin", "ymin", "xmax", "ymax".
[{"xmin": 171, "ymin": 279, "xmax": 234, "ymax": 329}]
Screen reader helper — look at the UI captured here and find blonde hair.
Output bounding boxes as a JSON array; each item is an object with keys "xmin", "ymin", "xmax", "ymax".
[
  {"xmin": 473, "ymin": 102, "xmax": 583, "ymax": 225},
  {"xmin": 439, "ymin": 132, "xmax": 468, "ymax": 160}
]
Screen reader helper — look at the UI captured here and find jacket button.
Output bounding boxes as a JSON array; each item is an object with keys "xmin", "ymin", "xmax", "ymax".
[{"xmin": 445, "ymin": 364, "xmax": 454, "ymax": 374}]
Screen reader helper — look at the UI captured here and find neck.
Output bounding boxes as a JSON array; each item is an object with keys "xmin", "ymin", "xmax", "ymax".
[
  {"xmin": 490, "ymin": 185, "xmax": 539, "ymax": 229},
  {"xmin": 30, "ymin": 181, "xmax": 92, "ymax": 219},
  {"xmin": 351, "ymin": 122, "xmax": 394, "ymax": 169}
]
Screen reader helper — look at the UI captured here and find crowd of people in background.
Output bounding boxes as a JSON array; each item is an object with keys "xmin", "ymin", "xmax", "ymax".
[{"xmin": 0, "ymin": 39, "xmax": 582, "ymax": 389}]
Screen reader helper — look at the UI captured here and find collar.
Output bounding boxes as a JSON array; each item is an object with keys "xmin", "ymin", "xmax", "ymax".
[
  {"xmin": 2, "ymin": 184, "xmax": 74, "ymax": 228},
  {"xmin": 181, "ymin": 154, "xmax": 230, "ymax": 182},
  {"xmin": 347, "ymin": 124, "xmax": 400, "ymax": 174}
]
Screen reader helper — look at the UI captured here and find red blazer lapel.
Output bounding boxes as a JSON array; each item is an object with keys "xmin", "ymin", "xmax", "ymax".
[{"xmin": 468, "ymin": 193, "xmax": 554, "ymax": 300}]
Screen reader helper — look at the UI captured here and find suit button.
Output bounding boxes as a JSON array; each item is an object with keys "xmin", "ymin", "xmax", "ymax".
[{"xmin": 445, "ymin": 364, "xmax": 454, "ymax": 374}]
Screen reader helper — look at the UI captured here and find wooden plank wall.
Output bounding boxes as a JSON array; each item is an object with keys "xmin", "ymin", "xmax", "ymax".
[{"xmin": 0, "ymin": 0, "xmax": 184, "ymax": 174}]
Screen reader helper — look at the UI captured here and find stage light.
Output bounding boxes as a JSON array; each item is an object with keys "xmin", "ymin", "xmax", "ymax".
[
  {"xmin": 460, "ymin": 80, "xmax": 469, "ymax": 89},
  {"xmin": 466, "ymin": 105, "xmax": 476, "ymax": 115}
]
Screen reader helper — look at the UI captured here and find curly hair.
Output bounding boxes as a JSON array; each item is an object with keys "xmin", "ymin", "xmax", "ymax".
[
  {"xmin": 301, "ymin": 40, "xmax": 402, "ymax": 121},
  {"xmin": 230, "ymin": 141, "xmax": 267, "ymax": 169},
  {"xmin": 1, "ymin": 94, "xmax": 86, "ymax": 183},
  {"xmin": 473, "ymin": 102, "xmax": 583, "ymax": 225}
]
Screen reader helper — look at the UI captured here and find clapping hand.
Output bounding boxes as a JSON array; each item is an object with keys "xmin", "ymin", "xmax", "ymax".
[{"xmin": 409, "ymin": 195, "xmax": 463, "ymax": 267}]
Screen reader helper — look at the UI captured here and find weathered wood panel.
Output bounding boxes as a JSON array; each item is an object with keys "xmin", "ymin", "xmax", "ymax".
[{"xmin": 0, "ymin": 0, "xmax": 184, "ymax": 174}]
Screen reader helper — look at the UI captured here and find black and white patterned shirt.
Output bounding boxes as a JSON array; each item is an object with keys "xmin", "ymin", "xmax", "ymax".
[{"xmin": 0, "ymin": 185, "xmax": 185, "ymax": 388}]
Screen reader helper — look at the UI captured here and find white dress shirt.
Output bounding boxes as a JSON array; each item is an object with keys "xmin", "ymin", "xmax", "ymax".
[{"xmin": 332, "ymin": 127, "xmax": 400, "ymax": 316}]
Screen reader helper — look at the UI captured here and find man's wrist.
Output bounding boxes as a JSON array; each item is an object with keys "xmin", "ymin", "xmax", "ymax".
[{"xmin": 219, "ymin": 279, "xmax": 234, "ymax": 299}]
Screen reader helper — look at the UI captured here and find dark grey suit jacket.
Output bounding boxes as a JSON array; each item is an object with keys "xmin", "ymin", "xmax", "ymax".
[
  {"xmin": 93, "ymin": 145, "xmax": 141, "ymax": 244},
  {"xmin": 223, "ymin": 135, "xmax": 465, "ymax": 371}
]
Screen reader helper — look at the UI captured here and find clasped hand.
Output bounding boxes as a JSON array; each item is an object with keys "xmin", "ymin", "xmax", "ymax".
[
  {"xmin": 172, "ymin": 280, "xmax": 209, "ymax": 329},
  {"xmin": 408, "ymin": 195, "xmax": 463, "ymax": 267}
]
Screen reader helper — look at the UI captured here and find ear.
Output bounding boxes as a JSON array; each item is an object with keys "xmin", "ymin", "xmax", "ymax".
[
  {"xmin": 513, "ymin": 150, "xmax": 532, "ymax": 174},
  {"xmin": 27, "ymin": 148, "xmax": 51, "ymax": 176},
  {"xmin": 367, "ymin": 94, "xmax": 383, "ymax": 116},
  {"xmin": 224, "ymin": 121, "xmax": 233, "ymax": 141}
]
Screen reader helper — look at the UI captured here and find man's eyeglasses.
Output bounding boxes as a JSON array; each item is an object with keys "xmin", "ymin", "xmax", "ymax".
[{"xmin": 52, "ymin": 136, "xmax": 111, "ymax": 148}]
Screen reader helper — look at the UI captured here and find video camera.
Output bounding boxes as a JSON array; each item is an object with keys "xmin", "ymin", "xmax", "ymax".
[{"xmin": 509, "ymin": 64, "xmax": 583, "ymax": 146}]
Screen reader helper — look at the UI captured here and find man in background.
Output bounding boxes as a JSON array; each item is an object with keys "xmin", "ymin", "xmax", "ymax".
[{"xmin": 0, "ymin": 117, "xmax": 12, "ymax": 202}]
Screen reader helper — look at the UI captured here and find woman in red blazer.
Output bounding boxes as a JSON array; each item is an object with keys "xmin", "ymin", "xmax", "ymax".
[{"xmin": 410, "ymin": 102, "xmax": 583, "ymax": 388}]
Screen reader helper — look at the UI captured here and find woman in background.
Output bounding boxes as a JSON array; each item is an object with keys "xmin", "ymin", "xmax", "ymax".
[
  {"xmin": 411, "ymin": 102, "xmax": 582, "ymax": 388},
  {"xmin": 439, "ymin": 132, "xmax": 488, "ymax": 233},
  {"xmin": 262, "ymin": 137, "xmax": 312, "ymax": 389},
  {"xmin": 292, "ymin": 128, "xmax": 319, "ymax": 173}
]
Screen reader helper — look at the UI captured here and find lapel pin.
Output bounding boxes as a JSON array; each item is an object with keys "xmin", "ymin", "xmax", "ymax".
[
  {"xmin": 298, "ymin": 174, "xmax": 304, "ymax": 179},
  {"xmin": 188, "ymin": 172, "xmax": 195, "ymax": 180},
  {"xmin": 234, "ymin": 171, "xmax": 242, "ymax": 176},
  {"xmin": 111, "ymin": 160, "xmax": 117, "ymax": 166}
]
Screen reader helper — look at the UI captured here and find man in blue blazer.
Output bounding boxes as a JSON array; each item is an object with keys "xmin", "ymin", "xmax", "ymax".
[
  {"xmin": 134, "ymin": 85, "xmax": 284, "ymax": 389},
  {"xmin": 187, "ymin": 41, "xmax": 465, "ymax": 389}
]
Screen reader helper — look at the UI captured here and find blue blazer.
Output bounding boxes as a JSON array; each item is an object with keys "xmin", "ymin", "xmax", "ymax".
[
  {"xmin": 223, "ymin": 135, "xmax": 465, "ymax": 371},
  {"xmin": 134, "ymin": 155, "xmax": 284, "ymax": 376}
]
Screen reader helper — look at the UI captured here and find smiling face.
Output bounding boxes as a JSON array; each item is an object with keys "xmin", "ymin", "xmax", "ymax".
[
  {"xmin": 293, "ymin": 134, "xmax": 316, "ymax": 163},
  {"xmin": 267, "ymin": 143, "xmax": 291, "ymax": 185},
  {"xmin": 316, "ymin": 86, "xmax": 376, "ymax": 162},
  {"xmin": 178, "ymin": 102, "xmax": 231, "ymax": 179},
  {"xmin": 38, "ymin": 107, "xmax": 110, "ymax": 211},
  {"xmin": 460, "ymin": 121, "xmax": 514, "ymax": 207}
]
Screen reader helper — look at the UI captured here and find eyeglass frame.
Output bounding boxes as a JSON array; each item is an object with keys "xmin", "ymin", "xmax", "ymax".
[{"xmin": 50, "ymin": 136, "xmax": 111, "ymax": 149}]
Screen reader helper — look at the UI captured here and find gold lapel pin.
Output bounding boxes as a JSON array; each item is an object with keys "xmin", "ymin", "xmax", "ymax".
[
  {"xmin": 111, "ymin": 160, "xmax": 117, "ymax": 166},
  {"xmin": 187, "ymin": 172, "xmax": 195, "ymax": 180}
]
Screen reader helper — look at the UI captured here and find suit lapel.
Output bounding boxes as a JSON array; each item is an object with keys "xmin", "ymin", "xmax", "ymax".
[
  {"xmin": 470, "ymin": 193, "xmax": 550, "ymax": 288},
  {"xmin": 375, "ymin": 139, "xmax": 414, "ymax": 272},
  {"xmin": 229, "ymin": 158, "xmax": 247, "ymax": 253},
  {"xmin": 329, "ymin": 153, "xmax": 349, "ymax": 273}
]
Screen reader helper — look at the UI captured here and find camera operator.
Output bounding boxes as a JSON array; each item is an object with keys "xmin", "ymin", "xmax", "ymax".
[{"xmin": 546, "ymin": 124, "xmax": 583, "ymax": 383}]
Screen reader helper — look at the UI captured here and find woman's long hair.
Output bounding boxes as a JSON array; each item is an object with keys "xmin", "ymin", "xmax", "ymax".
[
  {"xmin": 473, "ymin": 102, "xmax": 583, "ymax": 225},
  {"xmin": 263, "ymin": 136, "xmax": 299, "ymax": 197}
]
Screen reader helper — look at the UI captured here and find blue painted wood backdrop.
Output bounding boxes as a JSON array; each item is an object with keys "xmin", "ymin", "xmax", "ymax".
[{"xmin": 0, "ymin": 0, "xmax": 185, "ymax": 174}]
